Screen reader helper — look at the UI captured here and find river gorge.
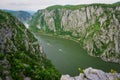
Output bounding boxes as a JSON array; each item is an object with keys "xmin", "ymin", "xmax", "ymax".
[
  {"xmin": 1, "ymin": 1, "xmax": 120, "ymax": 80},
  {"xmin": 34, "ymin": 33, "xmax": 120, "ymax": 76}
]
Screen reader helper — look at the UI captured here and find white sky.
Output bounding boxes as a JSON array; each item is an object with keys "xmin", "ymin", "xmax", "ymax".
[{"xmin": 0, "ymin": 0, "xmax": 119, "ymax": 11}]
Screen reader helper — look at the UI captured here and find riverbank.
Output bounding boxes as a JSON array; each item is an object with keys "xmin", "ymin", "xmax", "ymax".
[
  {"xmin": 34, "ymin": 31, "xmax": 81, "ymax": 44},
  {"xmin": 34, "ymin": 31, "xmax": 120, "ymax": 65}
]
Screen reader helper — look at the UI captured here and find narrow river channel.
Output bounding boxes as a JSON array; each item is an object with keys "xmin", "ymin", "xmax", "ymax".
[{"xmin": 35, "ymin": 33, "xmax": 120, "ymax": 76}]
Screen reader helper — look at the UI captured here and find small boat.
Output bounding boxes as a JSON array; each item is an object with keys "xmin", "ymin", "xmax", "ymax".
[{"xmin": 59, "ymin": 49, "xmax": 62, "ymax": 52}]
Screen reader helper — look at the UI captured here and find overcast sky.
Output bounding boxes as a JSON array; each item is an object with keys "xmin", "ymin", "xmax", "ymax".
[{"xmin": 0, "ymin": 0, "xmax": 119, "ymax": 11}]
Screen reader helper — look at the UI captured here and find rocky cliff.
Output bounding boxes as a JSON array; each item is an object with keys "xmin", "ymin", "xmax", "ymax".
[
  {"xmin": 29, "ymin": 3, "xmax": 120, "ymax": 63},
  {"xmin": 61, "ymin": 67, "xmax": 120, "ymax": 80},
  {"xmin": 0, "ymin": 10, "xmax": 60, "ymax": 80}
]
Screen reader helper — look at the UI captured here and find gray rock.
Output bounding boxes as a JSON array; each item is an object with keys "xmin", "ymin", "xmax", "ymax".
[
  {"xmin": 61, "ymin": 67, "xmax": 120, "ymax": 80},
  {"xmin": 24, "ymin": 77, "xmax": 31, "ymax": 80},
  {"xmin": 84, "ymin": 67, "xmax": 107, "ymax": 80},
  {"xmin": 0, "ymin": 77, "xmax": 2, "ymax": 80},
  {"xmin": 61, "ymin": 75, "xmax": 74, "ymax": 80}
]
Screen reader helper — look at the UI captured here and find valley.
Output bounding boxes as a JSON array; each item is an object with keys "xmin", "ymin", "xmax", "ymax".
[
  {"xmin": 0, "ymin": 1, "xmax": 120, "ymax": 80},
  {"xmin": 29, "ymin": 3, "xmax": 120, "ymax": 64}
]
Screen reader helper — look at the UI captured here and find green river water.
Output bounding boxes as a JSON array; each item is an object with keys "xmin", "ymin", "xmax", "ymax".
[{"xmin": 35, "ymin": 34, "xmax": 120, "ymax": 76}]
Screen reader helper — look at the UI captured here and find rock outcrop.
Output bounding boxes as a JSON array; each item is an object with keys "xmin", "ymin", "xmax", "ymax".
[
  {"xmin": 0, "ymin": 10, "xmax": 60, "ymax": 80},
  {"xmin": 29, "ymin": 3, "xmax": 120, "ymax": 63},
  {"xmin": 61, "ymin": 67, "xmax": 120, "ymax": 80}
]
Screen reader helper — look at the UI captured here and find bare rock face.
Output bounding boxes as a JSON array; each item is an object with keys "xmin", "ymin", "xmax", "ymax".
[
  {"xmin": 29, "ymin": 4, "xmax": 120, "ymax": 63},
  {"xmin": 61, "ymin": 67, "xmax": 120, "ymax": 80}
]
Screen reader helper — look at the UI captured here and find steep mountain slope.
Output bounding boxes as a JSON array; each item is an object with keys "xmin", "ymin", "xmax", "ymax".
[
  {"xmin": 0, "ymin": 10, "xmax": 60, "ymax": 80},
  {"xmin": 29, "ymin": 3, "xmax": 120, "ymax": 63},
  {"xmin": 4, "ymin": 10, "xmax": 31, "ymax": 23}
]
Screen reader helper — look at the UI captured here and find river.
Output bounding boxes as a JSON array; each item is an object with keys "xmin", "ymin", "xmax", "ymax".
[{"xmin": 35, "ymin": 33, "xmax": 120, "ymax": 76}]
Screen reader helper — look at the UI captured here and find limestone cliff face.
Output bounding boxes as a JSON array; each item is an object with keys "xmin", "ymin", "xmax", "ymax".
[
  {"xmin": 0, "ymin": 10, "xmax": 60, "ymax": 80},
  {"xmin": 29, "ymin": 4, "xmax": 120, "ymax": 63}
]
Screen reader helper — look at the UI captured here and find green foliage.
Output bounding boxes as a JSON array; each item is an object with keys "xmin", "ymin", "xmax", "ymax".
[
  {"xmin": 29, "ymin": 11, "xmax": 42, "ymax": 32},
  {"xmin": 110, "ymin": 69, "xmax": 117, "ymax": 74},
  {"xmin": 6, "ymin": 51, "xmax": 61, "ymax": 80},
  {"xmin": 93, "ymin": 22, "xmax": 101, "ymax": 32},
  {"xmin": 0, "ymin": 15, "xmax": 5, "ymax": 22},
  {"xmin": 101, "ymin": 41, "xmax": 107, "ymax": 50},
  {"xmin": 78, "ymin": 68, "xmax": 84, "ymax": 74},
  {"xmin": 46, "ymin": 5, "xmax": 87, "ymax": 10},
  {"xmin": 93, "ymin": 42, "xmax": 102, "ymax": 56},
  {"xmin": 115, "ymin": 11, "xmax": 120, "ymax": 23},
  {"xmin": 0, "ymin": 53, "xmax": 4, "ymax": 60},
  {"xmin": 26, "ymin": 29, "xmax": 37, "ymax": 42},
  {"xmin": 54, "ymin": 9, "xmax": 62, "ymax": 32},
  {"xmin": 61, "ymin": 31, "xmax": 72, "ymax": 36},
  {"xmin": 46, "ymin": 3, "xmax": 120, "ymax": 11},
  {"xmin": 89, "ymin": 3, "xmax": 120, "ymax": 8}
]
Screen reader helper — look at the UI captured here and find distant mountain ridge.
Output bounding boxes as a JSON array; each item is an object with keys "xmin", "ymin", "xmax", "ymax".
[
  {"xmin": 113, "ymin": 1, "xmax": 120, "ymax": 4},
  {"xmin": 4, "ymin": 10, "xmax": 32, "ymax": 23}
]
